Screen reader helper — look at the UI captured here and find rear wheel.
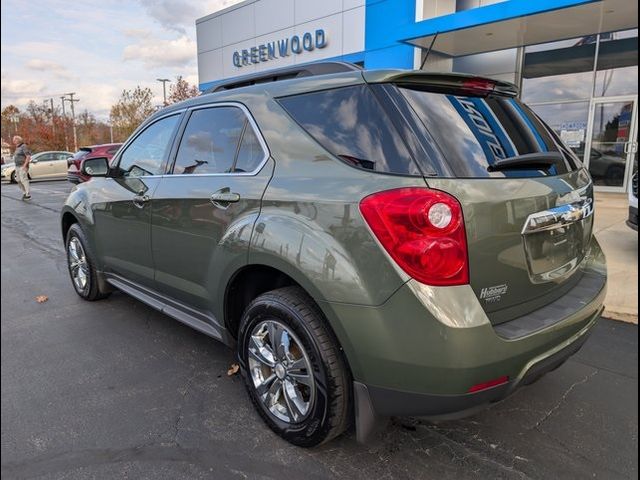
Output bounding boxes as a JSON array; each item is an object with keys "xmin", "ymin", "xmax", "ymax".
[
  {"xmin": 238, "ymin": 287, "xmax": 351, "ymax": 447},
  {"xmin": 10, "ymin": 171, "xmax": 15, "ymax": 183},
  {"xmin": 65, "ymin": 223, "xmax": 110, "ymax": 301}
]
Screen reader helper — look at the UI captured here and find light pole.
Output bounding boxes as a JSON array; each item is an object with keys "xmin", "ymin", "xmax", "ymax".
[{"xmin": 156, "ymin": 78, "xmax": 170, "ymax": 106}]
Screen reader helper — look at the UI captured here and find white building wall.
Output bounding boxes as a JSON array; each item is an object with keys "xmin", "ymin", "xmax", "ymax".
[{"xmin": 196, "ymin": 0, "xmax": 366, "ymax": 86}]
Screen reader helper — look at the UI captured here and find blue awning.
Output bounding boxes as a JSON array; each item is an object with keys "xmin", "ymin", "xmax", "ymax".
[{"xmin": 401, "ymin": 0, "xmax": 637, "ymax": 57}]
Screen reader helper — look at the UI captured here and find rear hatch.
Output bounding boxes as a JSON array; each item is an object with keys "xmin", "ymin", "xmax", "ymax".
[{"xmin": 368, "ymin": 73, "xmax": 595, "ymax": 324}]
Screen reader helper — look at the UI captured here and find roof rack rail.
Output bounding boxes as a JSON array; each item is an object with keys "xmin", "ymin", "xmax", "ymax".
[{"xmin": 205, "ymin": 61, "xmax": 362, "ymax": 93}]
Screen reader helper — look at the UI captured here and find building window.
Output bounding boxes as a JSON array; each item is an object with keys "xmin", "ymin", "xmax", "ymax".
[
  {"xmin": 594, "ymin": 29, "xmax": 638, "ymax": 97},
  {"xmin": 521, "ymin": 37, "xmax": 596, "ymax": 103}
]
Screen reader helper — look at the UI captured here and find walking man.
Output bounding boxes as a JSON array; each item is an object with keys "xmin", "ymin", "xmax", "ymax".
[{"xmin": 12, "ymin": 135, "xmax": 31, "ymax": 200}]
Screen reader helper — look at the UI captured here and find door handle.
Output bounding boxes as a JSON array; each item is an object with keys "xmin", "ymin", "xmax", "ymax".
[
  {"xmin": 210, "ymin": 189, "xmax": 240, "ymax": 209},
  {"xmin": 132, "ymin": 194, "xmax": 150, "ymax": 209}
]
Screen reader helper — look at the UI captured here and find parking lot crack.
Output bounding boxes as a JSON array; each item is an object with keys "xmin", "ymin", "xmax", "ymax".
[
  {"xmin": 532, "ymin": 370, "xmax": 598, "ymax": 430},
  {"xmin": 1, "ymin": 216, "xmax": 62, "ymax": 259},
  {"xmin": 423, "ymin": 426, "xmax": 532, "ymax": 479}
]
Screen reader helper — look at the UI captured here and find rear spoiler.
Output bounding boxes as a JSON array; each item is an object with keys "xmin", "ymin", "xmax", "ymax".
[{"xmin": 362, "ymin": 71, "xmax": 519, "ymax": 97}]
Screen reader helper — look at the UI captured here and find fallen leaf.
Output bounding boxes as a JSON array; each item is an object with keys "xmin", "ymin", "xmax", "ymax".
[
  {"xmin": 35, "ymin": 295, "xmax": 48, "ymax": 303},
  {"xmin": 227, "ymin": 363, "xmax": 240, "ymax": 376}
]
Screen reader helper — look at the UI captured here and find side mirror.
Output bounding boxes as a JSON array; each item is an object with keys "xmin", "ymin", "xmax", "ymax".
[{"xmin": 82, "ymin": 157, "xmax": 109, "ymax": 177}]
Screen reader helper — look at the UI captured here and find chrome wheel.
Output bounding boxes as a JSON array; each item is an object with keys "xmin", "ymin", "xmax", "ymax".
[
  {"xmin": 248, "ymin": 320, "xmax": 315, "ymax": 424},
  {"xmin": 68, "ymin": 237, "xmax": 89, "ymax": 293}
]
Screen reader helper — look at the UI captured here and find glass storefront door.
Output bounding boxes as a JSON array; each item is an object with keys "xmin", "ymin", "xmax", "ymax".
[{"xmin": 585, "ymin": 96, "xmax": 638, "ymax": 191}]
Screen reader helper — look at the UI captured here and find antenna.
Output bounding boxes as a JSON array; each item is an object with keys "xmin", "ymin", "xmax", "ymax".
[{"xmin": 420, "ymin": 32, "xmax": 440, "ymax": 70}]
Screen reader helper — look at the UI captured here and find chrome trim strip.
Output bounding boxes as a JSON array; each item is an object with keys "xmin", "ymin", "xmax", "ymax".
[
  {"xmin": 113, "ymin": 102, "xmax": 270, "ymax": 179},
  {"xmin": 521, "ymin": 197, "xmax": 594, "ymax": 235},
  {"xmin": 175, "ymin": 102, "xmax": 271, "ymax": 177}
]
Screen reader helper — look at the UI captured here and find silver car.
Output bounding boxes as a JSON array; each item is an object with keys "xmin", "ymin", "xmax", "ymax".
[{"xmin": 1, "ymin": 151, "xmax": 73, "ymax": 183}]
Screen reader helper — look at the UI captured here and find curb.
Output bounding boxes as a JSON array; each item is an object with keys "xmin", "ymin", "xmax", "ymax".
[{"xmin": 603, "ymin": 308, "xmax": 639, "ymax": 325}]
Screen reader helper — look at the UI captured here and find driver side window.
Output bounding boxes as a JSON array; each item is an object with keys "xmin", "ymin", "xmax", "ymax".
[{"xmin": 118, "ymin": 114, "xmax": 180, "ymax": 176}]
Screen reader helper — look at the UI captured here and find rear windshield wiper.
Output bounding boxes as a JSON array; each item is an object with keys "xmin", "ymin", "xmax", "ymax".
[{"xmin": 487, "ymin": 152, "xmax": 564, "ymax": 172}]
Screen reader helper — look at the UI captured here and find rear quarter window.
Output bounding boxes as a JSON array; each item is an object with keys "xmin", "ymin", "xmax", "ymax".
[
  {"xmin": 399, "ymin": 87, "xmax": 578, "ymax": 178},
  {"xmin": 278, "ymin": 85, "xmax": 422, "ymax": 175}
]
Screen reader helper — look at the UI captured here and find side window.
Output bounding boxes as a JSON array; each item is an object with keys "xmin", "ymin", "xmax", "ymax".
[
  {"xmin": 234, "ymin": 123, "xmax": 265, "ymax": 172},
  {"xmin": 118, "ymin": 115, "xmax": 180, "ymax": 177},
  {"xmin": 173, "ymin": 107, "xmax": 245, "ymax": 175}
]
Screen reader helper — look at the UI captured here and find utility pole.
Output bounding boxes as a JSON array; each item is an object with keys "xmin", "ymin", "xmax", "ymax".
[
  {"xmin": 156, "ymin": 78, "xmax": 170, "ymax": 106},
  {"xmin": 60, "ymin": 96, "xmax": 69, "ymax": 151},
  {"xmin": 48, "ymin": 98, "xmax": 56, "ymax": 137},
  {"xmin": 64, "ymin": 93, "xmax": 79, "ymax": 151}
]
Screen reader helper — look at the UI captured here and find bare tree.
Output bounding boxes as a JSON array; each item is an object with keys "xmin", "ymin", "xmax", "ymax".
[{"xmin": 167, "ymin": 76, "xmax": 200, "ymax": 104}]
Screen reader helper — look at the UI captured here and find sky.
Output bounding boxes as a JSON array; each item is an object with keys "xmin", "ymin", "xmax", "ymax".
[{"xmin": 0, "ymin": 0, "xmax": 243, "ymax": 120}]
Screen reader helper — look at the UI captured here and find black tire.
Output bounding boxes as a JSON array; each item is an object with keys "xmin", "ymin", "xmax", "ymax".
[
  {"xmin": 10, "ymin": 171, "xmax": 16, "ymax": 183},
  {"xmin": 238, "ymin": 286, "xmax": 351, "ymax": 447},
  {"xmin": 65, "ymin": 223, "xmax": 110, "ymax": 301}
]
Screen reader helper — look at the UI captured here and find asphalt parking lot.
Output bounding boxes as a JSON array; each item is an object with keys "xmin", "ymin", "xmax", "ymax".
[{"xmin": 1, "ymin": 180, "xmax": 638, "ymax": 479}]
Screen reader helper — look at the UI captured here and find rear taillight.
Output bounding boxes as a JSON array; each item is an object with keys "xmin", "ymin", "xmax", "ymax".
[{"xmin": 359, "ymin": 188, "xmax": 469, "ymax": 286}]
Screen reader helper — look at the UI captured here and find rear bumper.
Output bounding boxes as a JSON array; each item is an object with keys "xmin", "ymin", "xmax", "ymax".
[
  {"xmin": 356, "ymin": 307, "xmax": 597, "ymax": 420},
  {"xmin": 319, "ymin": 239, "xmax": 606, "ymax": 441},
  {"xmin": 67, "ymin": 172, "xmax": 83, "ymax": 184},
  {"xmin": 627, "ymin": 206, "xmax": 638, "ymax": 231}
]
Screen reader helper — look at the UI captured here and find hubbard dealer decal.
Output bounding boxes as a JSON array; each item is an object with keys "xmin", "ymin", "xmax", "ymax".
[
  {"xmin": 480, "ymin": 284, "xmax": 508, "ymax": 303},
  {"xmin": 233, "ymin": 29, "xmax": 327, "ymax": 68}
]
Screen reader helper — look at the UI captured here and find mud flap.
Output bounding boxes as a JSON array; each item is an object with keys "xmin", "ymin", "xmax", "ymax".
[{"xmin": 353, "ymin": 381, "xmax": 388, "ymax": 443}]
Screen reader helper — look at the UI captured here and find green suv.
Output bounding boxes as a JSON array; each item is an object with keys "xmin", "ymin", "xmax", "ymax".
[{"xmin": 61, "ymin": 63, "xmax": 606, "ymax": 447}]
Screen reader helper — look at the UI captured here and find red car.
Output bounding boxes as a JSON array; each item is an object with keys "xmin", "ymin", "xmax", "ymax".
[{"xmin": 67, "ymin": 143, "xmax": 122, "ymax": 184}]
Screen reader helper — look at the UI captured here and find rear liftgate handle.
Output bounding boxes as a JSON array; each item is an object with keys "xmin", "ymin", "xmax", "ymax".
[{"xmin": 210, "ymin": 187, "xmax": 240, "ymax": 209}]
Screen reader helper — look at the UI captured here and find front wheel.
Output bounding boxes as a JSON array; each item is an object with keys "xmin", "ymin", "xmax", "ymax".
[
  {"xmin": 10, "ymin": 171, "xmax": 16, "ymax": 183},
  {"xmin": 238, "ymin": 287, "xmax": 351, "ymax": 447},
  {"xmin": 65, "ymin": 223, "xmax": 110, "ymax": 301}
]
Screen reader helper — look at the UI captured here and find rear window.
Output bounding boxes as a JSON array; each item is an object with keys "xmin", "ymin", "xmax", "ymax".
[
  {"xmin": 278, "ymin": 85, "xmax": 421, "ymax": 175},
  {"xmin": 399, "ymin": 87, "xmax": 578, "ymax": 178},
  {"xmin": 71, "ymin": 149, "xmax": 91, "ymax": 160}
]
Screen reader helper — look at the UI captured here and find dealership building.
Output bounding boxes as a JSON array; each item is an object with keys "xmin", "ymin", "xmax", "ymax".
[{"xmin": 196, "ymin": 0, "xmax": 638, "ymax": 192}]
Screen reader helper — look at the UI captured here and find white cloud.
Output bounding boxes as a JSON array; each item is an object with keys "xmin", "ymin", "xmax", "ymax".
[
  {"xmin": 138, "ymin": 0, "xmax": 242, "ymax": 34},
  {"xmin": 26, "ymin": 59, "xmax": 74, "ymax": 79},
  {"xmin": 123, "ymin": 35, "xmax": 196, "ymax": 68},
  {"xmin": 0, "ymin": 74, "xmax": 46, "ymax": 99}
]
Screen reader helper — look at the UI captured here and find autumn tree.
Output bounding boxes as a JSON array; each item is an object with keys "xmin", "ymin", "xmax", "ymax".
[
  {"xmin": 109, "ymin": 86, "xmax": 155, "ymax": 140},
  {"xmin": 1, "ymin": 105, "xmax": 21, "ymax": 142},
  {"xmin": 167, "ymin": 76, "xmax": 200, "ymax": 104}
]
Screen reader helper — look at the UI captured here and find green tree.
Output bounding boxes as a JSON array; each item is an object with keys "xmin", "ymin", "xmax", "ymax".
[
  {"xmin": 167, "ymin": 76, "xmax": 200, "ymax": 105},
  {"xmin": 109, "ymin": 86, "xmax": 155, "ymax": 140}
]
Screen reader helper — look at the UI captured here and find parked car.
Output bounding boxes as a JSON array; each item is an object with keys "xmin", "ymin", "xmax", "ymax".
[
  {"xmin": 1, "ymin": 150, "xmax": 73, "ymax": 183},
  {"xmin": 67, "ymin": 143, "xmax": 122, "ymax": 184},
  {"xmin": 60, "ymin": 63, "xmax": 607, "ymax": 447},
  {"xmin": 628, "ymin": 171, "xmax": 638, "ymax": 231}
]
